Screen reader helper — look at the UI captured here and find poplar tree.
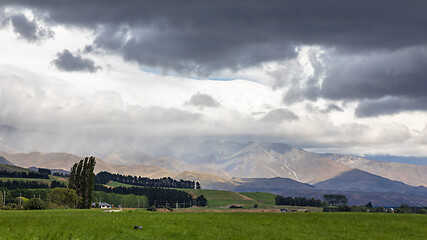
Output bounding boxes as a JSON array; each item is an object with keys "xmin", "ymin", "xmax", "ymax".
[{"xmin": 69, "ymin": 156, "xmax": 96, "ymax": 209}]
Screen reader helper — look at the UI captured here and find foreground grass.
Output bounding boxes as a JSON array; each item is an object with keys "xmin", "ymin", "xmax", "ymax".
[{"xmin": 0, "ymin": 210, "xmax": 425, "ymax": 240}]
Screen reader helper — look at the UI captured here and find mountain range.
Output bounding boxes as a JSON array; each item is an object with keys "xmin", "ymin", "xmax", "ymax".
[{"xmin": 0, "ymin": 138, "xmax": 426, "ymax": 206}]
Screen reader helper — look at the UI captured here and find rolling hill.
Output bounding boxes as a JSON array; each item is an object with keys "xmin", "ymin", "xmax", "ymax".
[
  {"xmin": 0, "ymin": 156, "xmax": 13, "ymax": 165},
  {"xmin": 314, "ymin": 169, "xmax": 427, "ymax": 195},
  {"xmin": 324, "ymin": 153, "xmax": 427, "ymax": 187},
  {"xmin": 0, "ymin": 163, "xmax": 32, "ymax": 172}
]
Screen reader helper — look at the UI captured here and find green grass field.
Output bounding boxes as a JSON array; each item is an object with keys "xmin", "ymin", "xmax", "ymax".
[
  {"xmin": 106, "ymin": 181, "xmax": 137, "ymax": 188},
  {"xmin": 0, "ymin": 175, "xmax": 69, "ymax": 185},
  {"xmin": 183, "ymin": 189, "xmax": 260, "ymax": 208},
  {"xmin": 240, "ymin": 192, "xmax": 276, "ymax": 206},
  {"xmin": 0, "ymin": 210, "xmax": 425, "ymax": 239}
]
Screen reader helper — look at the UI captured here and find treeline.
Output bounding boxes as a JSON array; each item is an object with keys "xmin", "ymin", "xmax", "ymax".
[
  {"xmin": 323, "ymin": 194, "xmax": 348, "ymax": 206},
  {"xmin": 95, "ymin": 171, "xmax": 201, "ymax": 189},
  {"xmin": 94, "ymin": 184, "xmax": 207, "ymax": 208},
  {"xmin": 0, "ymin": 180, "xmax": 66, "ymax": 190},
  {"xmin": 52, "ymin": 172, "xmax": 70, "ymax": 178},
  {"xmin": 93, "ymin": 191, "xmax": 149, "ymax": 208},
  {"xmin": 275, "ymin": 195, "xmax": 322, "ymax": 207},
  {"xmin": 0, "ymin": 170, "xmax": 49, "ymax": 179},
  {"xmin": 323, "ymin": 204, "xmax": 427, "ymax": 214},
  {"xmin": 1, "ymin": 188, "xmax": 79, "ymax": 210}
]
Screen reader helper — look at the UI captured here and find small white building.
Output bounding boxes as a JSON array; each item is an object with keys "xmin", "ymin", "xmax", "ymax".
[{"xmin": 92, "ymin": 202, "xmax": 112, "ymax": 209}]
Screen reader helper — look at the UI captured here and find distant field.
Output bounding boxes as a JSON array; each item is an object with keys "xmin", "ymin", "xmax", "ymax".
[
  {"xmin": 0, "ymin": 175, "xmax": 69, "ymax": 185},
  {"xmin": 0, "ymin": 210, "xmax": 426, "ymax": 239},
  {"xmin": 106, "ymin": 181, "xmax": 136, "ymax": 187},
  {"xmin": 240, "ymin": 192, "xmax": 276, "ymax": 206},
  {"xmin": 183, "ymin": 189, "xmax": 269, "ymax": 208}
]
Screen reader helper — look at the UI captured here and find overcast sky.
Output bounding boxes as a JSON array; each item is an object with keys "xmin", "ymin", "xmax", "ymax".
[{"xmin": 1, "ymin": 1, "xmax": 427, "ymax": 162}]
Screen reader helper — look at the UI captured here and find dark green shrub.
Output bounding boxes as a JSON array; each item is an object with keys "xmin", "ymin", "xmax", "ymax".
[
  {"xmin": 229, "ymin": 205, "xmax": 243, "ymax": 209},
  {"xmin": 147, "ymin": 205, "xmax": 157, "ymax": 211},
  {"xmin": 24, "ymin": 198, "xmax": 47, "ymax": 210},
  {"xmin": 418, "ymin": 209, "xmax": 427, "ymax": 214},
  {"xmin": 373, "ymin": 207, "xmax": 386, "ymax": 213},
  {"xmin": 1, "ymin": 206, "xmax": 12, "ymax": 210},
  {"xmin": 7, "ymin": 203, "xmax": 23, "ymax": 210}
]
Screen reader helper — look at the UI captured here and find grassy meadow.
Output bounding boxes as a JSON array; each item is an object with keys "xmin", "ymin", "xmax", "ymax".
[
  {"xmin": 0, "ymin": 210, "xmax": 426, "ymax": 239},
  {"xmin": 0, "ymin": 175, "xmax": 68, "ymax": 184},
  {"xmin": 106, "ymin": 181, "xmax": 136, "ymax": 188},
  {"xmin": 182, "ymin": 189, "xmax": 261, "ymax": 208}
]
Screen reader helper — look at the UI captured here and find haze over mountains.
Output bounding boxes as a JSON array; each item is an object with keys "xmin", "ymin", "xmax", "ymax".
[{"xmin": 0, "ymin": 124, "xmax": 426, "ymax": 206}]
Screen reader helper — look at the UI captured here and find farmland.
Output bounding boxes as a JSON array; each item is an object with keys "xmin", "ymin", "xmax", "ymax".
[
  {"xmin": 0, "ymin": 210, "xmax": 426, "ymax": 239},
  {"xmin": 106, "ymin": 181, "xmax": 136, "ymax": 188}
]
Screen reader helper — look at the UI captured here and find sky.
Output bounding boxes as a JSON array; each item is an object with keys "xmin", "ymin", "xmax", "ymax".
[{"xmin": 1, "ymin": 1, "xmax": 427, "ymax": 163}]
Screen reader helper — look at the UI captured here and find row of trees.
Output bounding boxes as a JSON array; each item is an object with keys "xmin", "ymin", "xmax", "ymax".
[
  {"xmin": 95, "ymin": 171, "xmax": 201, "ymax": 189},
  {"xmin": 94, "ymin": 184, "xmax": 207, "ymax": 208},
  {"xmin": 275, "ymin": 195, "xmax": 322, "ymax": 207},
  {"xmin": 0, "ymin": 180, "xmax": 66, "ymax": 190},
  {"xmin": 0, "ymin": 170, "xmax": 49, "ymax": 179},
  {"xmin": 1, "ymin": 188, "xmax": 80, "ymax": 210}
]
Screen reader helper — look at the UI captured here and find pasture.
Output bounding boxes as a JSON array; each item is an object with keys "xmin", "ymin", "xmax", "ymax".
[{"xmin": 0, "ymin": 210, "xmax": 425, "ymax": 239}]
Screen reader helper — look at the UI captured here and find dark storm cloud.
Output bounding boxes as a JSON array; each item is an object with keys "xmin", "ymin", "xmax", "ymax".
[
  {"xmin": 280, "ymin": 46, "xmax": 427, "ymax": 117},
  {"xmin": 52, "ymin": 49, "xmax": 101, "ymax": 73},
  {"xmin": 4, "ymin": 1, "xmax": 427, "ymax": 116},
  {"xmin": 186, "ymin": 93, "xmax": 220, "ymax": 108},
  {"xmin": 259, "ymin": 109, "xmax": 299, "ymax": 123},
  {"xmin": 4, "ymin": 0, "xmax": 427, "ymax": 74},
  {"xmin": 355, "ymin": 97, "xmax": 427, "ymax": 118},
  {"xmin": 7, "ymin": 13, "xmax": 53, "ymax": 42},
  {"xmin": 321, "ymin": 47, "xmax": 427, "ymax": 101},
  {"xmin": 317, "ymin": 47, "xmax": 427, "ymax": 117}
]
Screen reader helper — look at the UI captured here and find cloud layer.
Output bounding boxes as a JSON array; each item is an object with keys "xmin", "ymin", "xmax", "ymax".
[
  {"xmin": 2, "ymin": 1, "xmax": 427, "ymax": 159},
  {"xmin": 4, "ymin": 1, "xmax": 427, "ymax": 74}
]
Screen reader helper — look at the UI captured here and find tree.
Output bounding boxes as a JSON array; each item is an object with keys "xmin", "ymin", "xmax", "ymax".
[
  {"xmin": 195, "ymin": 195, "xmax": 208, "ymax": 207},
  {"xmin": 51, "ymin": 180, "xmax": 66, "ymax": 188},
  {"xmin": 365, "ymin": 202, "xmax": 372, "ymax": 208},
  {"xmin": 323, "ymin": 194, "xmax": 348, "ymax": 206},
  {"xmin": 38, "ymin": 168, "xmax": 51, "ymax": 175},
  {"xmin": 69, "ymin": 156, "xmax": 96, "ymax": 209},
  {"xmin": 50, "ymin": 188, "xmax": 80, "ymax": 208}
]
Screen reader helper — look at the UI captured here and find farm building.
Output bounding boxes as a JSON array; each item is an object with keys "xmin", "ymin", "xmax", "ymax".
[{"xmin": 91, "ymin": 202, "xmax": 112, "ymax": 209}]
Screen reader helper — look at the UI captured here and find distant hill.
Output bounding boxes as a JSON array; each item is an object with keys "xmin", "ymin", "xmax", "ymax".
[
  {"xmin": 0, "ymin": 164, "xmax": 32, "ymax": 173},
  {"xmin": 27, "ymin": 167, "xmax": 71, "ymax": 175},
  {"xmin": 314, "ymin": 169, "xmax": 427, "ymax": 195},
  {"xmin": 0, "ymin": 151, "xmax": 117, "ymax": 173},
  {"xmin": 0, "ymin": 156, "xmax": 13, "ymax": 165},
  {"xmin": 275, "ymin": 188, "xmax": 427, "ymax": 207},
  {"xmin": 323, "ymin": 153, "xmax": 427, "ymax": 187},
  {"xmin": 233, "ymin": 177, "xmax": 314, "ymax": 192}
]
